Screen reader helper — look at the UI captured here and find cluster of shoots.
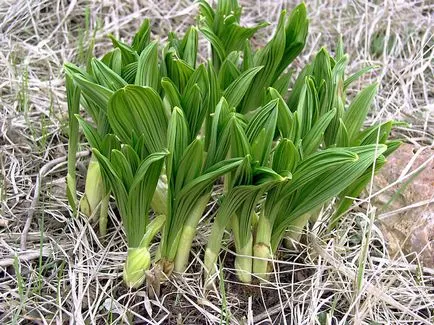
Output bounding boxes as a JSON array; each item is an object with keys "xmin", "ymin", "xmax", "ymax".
[{"xmin": 65, "ymin": 0, "xmax": 401, "ymax": 288}]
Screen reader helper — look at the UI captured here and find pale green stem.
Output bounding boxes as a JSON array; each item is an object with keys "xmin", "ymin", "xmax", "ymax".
[
  {"xmin": 123, "ymin": 215, "xmax": 166, "ymax": 289},
  {"xmin": 141, "ymin": 214, "xmax": 166, "ymax": 248},
  {"xmin": 283, "ymin": 214, "xmax": 310, "ymax": 249},
  {"xmin": 308, "ymin": 205, "xmax": 324, "ymax": 224},
  {"xmin": 174, "ymin": 194, "xmax": 210, "ymax": 273},
  {"xmin": 234, "ymin": 237, "xmax": 253, "ymax": 283},
  {"xmin": 232, "ymin": 215, "xmax": 253, "ymax": 283},
  {"xmin": 79, "ymin": 154, "xmax": 103, "ymax": 218},
  {"xmin": 151, "ymin": 177, "xmax": 167, "ymax": 216},
  {"xmin": 123, "ymin": 246, "xmax": 151, "ymax": 289},
  {"xmin": 204, "ymin": 213, "xmax": 231, "ymax": 283},
  {"xmin": 98, "ymin": 193, "xmax": 110, "ymax": 237},
  {"xmin": 253, "ymin": 214, "xmax": 273, "ymax": 281},
  {"xmin": 66, "ymin": 173, "xmax": 77, "ymax": 214},
  {"xmin": 251, "ymin": 212, "xmax": 259, "ymax": 230}
]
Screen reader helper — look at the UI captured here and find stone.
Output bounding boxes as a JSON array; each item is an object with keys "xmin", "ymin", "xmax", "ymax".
[{"xmin": 374, "ymin": 144, "xmax": 434, "ymax": 268}]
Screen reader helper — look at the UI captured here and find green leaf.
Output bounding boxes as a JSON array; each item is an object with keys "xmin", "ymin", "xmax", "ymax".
[
  {"xmin": 76, "ymin": 116, "xmax": 103, "ymax": 151},
  {"xmin": 312, "ymin": 48, "xmax": 332, "ymax": 93},
  {"xmin": 111, "ymin": 149, "xmax": 135, "ymax": 189},
  {"xmin": 223, "ymin": 66, "xmax": 263, "ymax": 110},
  {"xmin": 101, "ymin": 48, "xmax": 122, "ymax": 75},
  {"xmin": 252, "ymin": 166, "xmax": 286, "ymax": 185},
  {"xmin": 223, "ymin": 22, "xmax": 268, "ymax": 55},
  {"xmin": 64, "ymin": 62, "xmax": 93, "ymax": 81},
  {"xmin": 205, "ymin": 97, "xmax": 233, "ymax": 167},
  {"xmin": 230, "ymin": 155, "xmax": 253, "ymax": 187},
  {"xmin": 384, "ymin": 140, "xmax": 402, "ymax": 157},
  {"xmin": 241, "ymin": 11, "xmax": 287, "ymax": 113},
  {"xmin": 229, "ymin": 115, "xmax": 250, "ymax": 158},
  {"xmin": 164, "ymin": 50, "xmax": 195, "ymax": 93},
  {"xmin": 135, "ymin": 41, "xmax": 159, "ymax": 90},
  {"xmin": 204, "ymin": 184, "xmax": 263, "ymax": 275},
  {"xmin": 162, "ymin": 157, "xmax": 243, "ymax": 260},
  {"xmin": 280, "ymin": 148, "xmax": 359, "ymax": 200},
  {"xmin": 272, "ymin": 138, "xmax": 299, "ymax": 175},
  {"xmin": 273, "ymin": 3, "xmax": 309, "ymax": 80},
  {"xmin": 94, "ymin": 148, "xmax": 167, "ymax": 248},
  {"xmin": 286, "ymin": 64, "xmax": 312, "ymax": 112},
  {"xmin": 343, "ymin": 83, "xmax": 378, "ymax": 141},
  {"xmin": 272, "ymin": 144, "xmax": 386, "ymax": 250},
  {"xmin": 121, "ymin": 62, "xmax": 138, "ymax": 84},
  {"xmin": 92, "ymin": 149, "xmax": 129, "ymax": 226},
  {"xmin": 329, "ymin": 155, "xmax": 386, "ymax": 229},
  {"xmin": 68, "ymin": 69, "xmax": 113, "ymax": 114},
  {"xmin": 161, "ymin": 77, "xmax": 182, "ymax": 109},
  {"xmin": 180, "ymin": 26, "xmax": 198, "ymax": 68},
  {"xmin": 218, "ymin": 58, "xmax": 241, "ymax": 90},
  {"xmin": 198, "ymin": 0, "xmax": 215, "ymax": 26},
  {"xmin": 245, "ymin": 99, "xmax": 279, "ymax": 165},
  {"xmin": 182, "ymin": 84, "xmax": 204, "ymax": 139},
  {"xmin": 272, "ymin": 71, "xmax": 292, "ymax": 98},
  {"xmin": 167, "ymin": 107, "xmax": 189, "ymax": 185},
  {"xmin": 121, "ymin": 144, "xmax": 141, "ymax": 173},
  {"xmin": 109, "ymin": 35, "xmax": 139, "ymax": 66},
  {"xmin": 268, "ymin": 87, "xmax": 296, "ymax": 140},
  {"xmin": 205, "ymin": 165, "xmax": 285, "ymax": 275},
  {"xmin": 312, "ymin": 48, "xmax": 333, "ymax": 117},
  {"xmin": 336, "ymin": 118, "xmax": 350, "ymax": 147},
  {"xmin": 127, "ymin": 151, "xmax": 167, "ymax": 247},
  {"xmin": 131, "ymin": 19, "xmax": 151, "ymax": 54},
  {"xmin": 302, "ymin": 108, "xmax": 336, "ymax": 156},
  {"xmin": 297, "ymin": 77, "xmax": 320, "ymax": 141},
  {"xmin": 175, "ymin": 139, "xmax": 204, "ymax": 194},
  {"xmin": 356, "ymin": 120, "xmax": 395, "ymax": 146},
  {"xmin": 199, "ymin": 26, "xmax": 227, "ymax": 64},
  {"xmin": 66, "ymin": 72, "xmax": 81, "ymax": 214},
  {"xmin": 108, "ymin": 85, "xmax": 168, "ymax": 152},
  {"xmin": 295, "ymin": 81, "xmax": 308, "ymax": 140},
  {"xmin": 344, "ymin": 65, "xmax": 378, "ymax": 90},
  {"xmin": 243, "ymin": 40, "xmax": 254, "ymax": 71},
  {"xmin": 205, "ymin": 63, "xmax": 221, "ymax": 150},
  {"xmin": 91, "ymin": 58, "xmax": 127, "ymax": 91}
]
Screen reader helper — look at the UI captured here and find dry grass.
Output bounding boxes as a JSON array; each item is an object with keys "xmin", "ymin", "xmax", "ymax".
[{"xmin": 0, "ymin": 0, "xmax": 433, "ymax": 323}]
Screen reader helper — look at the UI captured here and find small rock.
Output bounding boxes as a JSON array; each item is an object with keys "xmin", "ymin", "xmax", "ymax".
[{"xmin": 374, "ymin": 144, "xmax": 434, "ymax": 268}]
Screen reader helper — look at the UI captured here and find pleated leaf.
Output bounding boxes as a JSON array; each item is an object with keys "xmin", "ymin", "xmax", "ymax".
[
  {"xmin": 273, "ymin": 3, "xmax": 308, "ymax": 80},
  {"xmin": 108, "ymin": 85, "xmax": 168, "ymax": 152},
  {"xmin": 241, "ymin": 11, "xmax": 286, "ymax": 113},
  {"xmin": 166, "ymin": 107, "xmax": 189, "ymax": 186},
  {"xmin": 180, "ymin": 26, "xmax": 198, "ymax": 68},
  {"xmin": 245, "ymin": 99, "xmax": 279, "ymax": 165},
  {"xmin": 272, "ymin": 138, "xmax": 299, "ymax": 175},
  {"xmin": 135, "ymin": 41, "xmax": 159, "ymax": 90},
  {"xmin": 109, "ymin": 35, "xmax": 139, "ymax": 66},
  {"xmin": 91, "ymin": 58, "xmax": 127, "ymax": 91},
  {"xmin": 223, "ymin": 66, "xmax": 263, "ymax": 110},
  {"xmin": 272, "ymin": 144, "xmax": 387, "ymax": 250},
  {"xmin": 302, "ymin": 107, "xmax": 336, "ymax": 156},
  {"xmin": 343, "ymin": 83, "xmax": 378, "ymax": 141},
  {"xmin": 162, "ymin": 157, "xmax": 243, "ymax": 260},
  {"xmin": 131, "ymin": 19, "xmax": 151, "ymax": 54},
  {"xmin": 101, "ymin": 48, "xmax": 122, "ymax": 75}
]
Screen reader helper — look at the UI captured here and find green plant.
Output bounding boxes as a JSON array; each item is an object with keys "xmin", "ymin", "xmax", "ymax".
[
  {"xmin": 77, "ymin": 85, "xmax": 169, "ymax": 287},
  {"xmin": 65, "ymin": 0, "xmax": 401, "ymax": 288},
  {"xmin": 65, "ymin": 72, "xmax": 81, "ymax": 215}
]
